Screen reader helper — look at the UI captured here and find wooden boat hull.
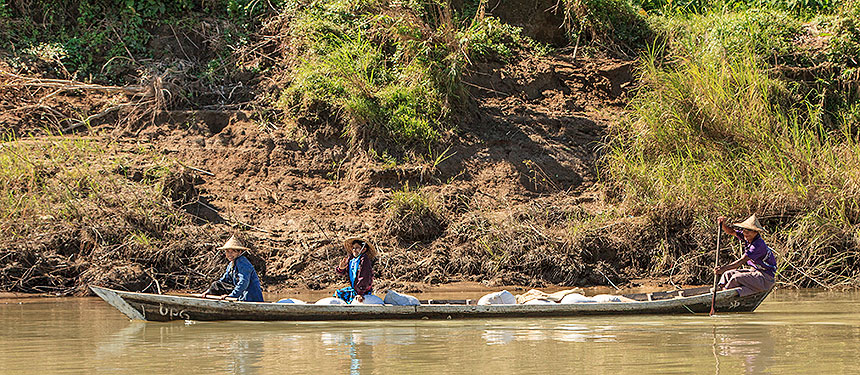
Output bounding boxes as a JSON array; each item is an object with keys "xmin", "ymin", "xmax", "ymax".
[{"xmin": 91, "ymin": 285, "xmax": 772, "ymax": 322}]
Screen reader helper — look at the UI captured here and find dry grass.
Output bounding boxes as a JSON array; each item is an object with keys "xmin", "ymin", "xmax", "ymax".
[{"xmin": 0, "ymin": 133, "xmax": 223, "ymax": 295}]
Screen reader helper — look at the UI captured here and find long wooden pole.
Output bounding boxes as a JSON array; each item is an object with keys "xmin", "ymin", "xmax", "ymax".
[{"xmin": 710, "ymin": 220, "xmax": 722, "ymax": 316}]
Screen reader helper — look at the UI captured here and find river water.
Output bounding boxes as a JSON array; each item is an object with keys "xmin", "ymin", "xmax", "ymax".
[{"xmin": 1, "ymin": 289, "xmax": 859, "ymax": 374}]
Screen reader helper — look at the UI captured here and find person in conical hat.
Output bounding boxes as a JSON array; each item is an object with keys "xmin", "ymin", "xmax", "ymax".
[
  {"xmin": 714, "ymin": 214, "xmax": 777, "ymax": 296},
  {"xmin": 201, "ymin": 235, "xmax": 264, "ymax": 302},
  {"xmin": 333, "ymin": 237, "xmax": 379, "ymax": 304}
]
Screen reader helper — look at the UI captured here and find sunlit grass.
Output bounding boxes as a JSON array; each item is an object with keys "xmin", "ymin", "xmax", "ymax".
[{"xmin": 605, "ymin": 5, "xmax": 860, "ymax": 287}]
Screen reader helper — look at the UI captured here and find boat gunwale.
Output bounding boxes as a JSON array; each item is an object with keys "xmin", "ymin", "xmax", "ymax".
[{"xmin": 91, "ymin": 285, "xmax": 759, "ymax": 320}]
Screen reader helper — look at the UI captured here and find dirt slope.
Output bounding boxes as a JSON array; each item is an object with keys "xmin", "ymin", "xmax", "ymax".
[{"xmin": 123, "ymin": 50, "xmax": 639, "ymax": 291}]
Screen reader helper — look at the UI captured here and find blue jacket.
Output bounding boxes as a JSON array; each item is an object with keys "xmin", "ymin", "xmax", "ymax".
[{"xmin": 218, "ymin": 255, "xmax": 264, "ymax": 302}]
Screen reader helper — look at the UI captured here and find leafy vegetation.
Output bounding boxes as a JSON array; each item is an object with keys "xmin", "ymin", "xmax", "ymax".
[{"xmin": 0, "ymin": 0, "xmax": 263, "ymax": 82}]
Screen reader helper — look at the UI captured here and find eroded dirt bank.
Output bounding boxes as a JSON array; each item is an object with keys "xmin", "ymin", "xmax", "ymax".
[{"xmin": 2, "ymin": 48, "xmax": 696, "ymax": 296}]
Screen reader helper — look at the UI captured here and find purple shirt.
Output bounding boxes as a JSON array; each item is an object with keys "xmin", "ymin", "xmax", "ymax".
[{"xmin": 734, "ymin": 230, "xmax": 777, "ymax": 278}]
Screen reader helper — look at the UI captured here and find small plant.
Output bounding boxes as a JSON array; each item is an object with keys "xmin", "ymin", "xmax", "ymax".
[{"xmin": 385, "ymin": 185, "xmax": 445, "ymax": 242}]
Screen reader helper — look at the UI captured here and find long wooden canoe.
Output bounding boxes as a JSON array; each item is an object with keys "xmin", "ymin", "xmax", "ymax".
[{"xmin": 90, "ymin": 285, "xmax": 771, "ymax": 322}]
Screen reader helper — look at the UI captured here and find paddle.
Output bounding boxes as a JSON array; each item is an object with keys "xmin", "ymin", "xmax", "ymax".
[{"xmin": 710, "ymin": 219, "xmax": 721, "ymax": 316}]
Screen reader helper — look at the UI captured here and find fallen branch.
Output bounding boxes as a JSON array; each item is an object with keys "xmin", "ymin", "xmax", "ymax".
[{"xmin": 1, "ymin": 71, "xmax": 146, "ymax": 95}]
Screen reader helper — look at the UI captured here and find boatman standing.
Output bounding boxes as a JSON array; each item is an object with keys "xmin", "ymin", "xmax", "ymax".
[
  {"xmin": 714, "ymin": 214, "xmax": 777, "ymax": 296},
  {"xmin": 202, "ymin": 235, "xmax": 264, "ymax": 302}
]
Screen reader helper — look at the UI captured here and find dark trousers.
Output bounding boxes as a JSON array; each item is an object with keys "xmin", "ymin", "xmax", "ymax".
[{"xmin": 205, "ymin": 280, "xmax": 235, "ymax": 296}]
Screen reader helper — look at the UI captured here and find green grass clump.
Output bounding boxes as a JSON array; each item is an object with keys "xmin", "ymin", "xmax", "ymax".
[
  {"xmin": 605, "ymin": 5, "xmax": 860, "ymax": 287},
  {"xmin": 385, "ymin": 185, "xmax": 445, "ymax": 242},
  {"xmin": 562, "ymin": 0, "xmax": 654, "ymax": 54},
  {"xmin": 634, "ymin": 0, "xmax": 839, "ymax": 15},
  {"xmin": 650, "ymin": 7, "xmax": 804, "ymax": 63},
  {"xmin": 276, "ymin": 0, "xmax": 534, "ymax": 153}
]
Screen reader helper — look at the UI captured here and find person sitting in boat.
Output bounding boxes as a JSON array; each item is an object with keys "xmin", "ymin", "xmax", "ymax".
[
  {"xmin": 334, "ymin": 237, "xmax": 377, "ymax": 304},
  {"xmin": 714, "ymin": 214, "xmax": 777, "ymax": 296},
  {"xmin": 201, "ymin": 235, "xmax": 264, "ymax": 302}
]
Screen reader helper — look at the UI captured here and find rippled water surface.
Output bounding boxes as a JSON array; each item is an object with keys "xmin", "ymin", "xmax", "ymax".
[{"xmin": 2, "ymin": 289, "xmax": 859, "ymax": 374}]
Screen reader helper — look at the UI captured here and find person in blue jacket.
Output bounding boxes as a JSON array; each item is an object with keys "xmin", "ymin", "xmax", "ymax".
[{"xmin": 202, "ymin": 235, "xmax": 264, "ymax": 302}]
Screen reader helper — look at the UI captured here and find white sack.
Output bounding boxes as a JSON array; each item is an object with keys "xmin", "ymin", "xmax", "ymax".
[
  {"xmin": 384, "ymin": 290, "xmax": 421, "ymax": 306},
  {"xmin": 276, "ymin": 298, "xmax": 306, "ymax": 304},
  {"xmin": 315, "ymin": 297, "xmax": 347, "ymax": 305},
  {"xmin": 477, "ymin": 290, "xmax": 517, "ymax": 305},
  {"xmin": 560, "ymin": 293, "xmax": 596, "ymax": 304},
  {"xmin": 352, "ymin": 294, "xmax": 384, "ymax": 305}
]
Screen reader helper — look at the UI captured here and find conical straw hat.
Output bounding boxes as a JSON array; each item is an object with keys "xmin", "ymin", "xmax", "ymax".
[
  {"xmin": 217, "ymin": 235, "xmax": 249, "ymax": 251},
  {"xmin": 733, "ymin": 214, "xmax": 766, "ymax": 234},
  {"xmin": 343, "ymin": 237, "xmax": 377, "ymax": 259}
]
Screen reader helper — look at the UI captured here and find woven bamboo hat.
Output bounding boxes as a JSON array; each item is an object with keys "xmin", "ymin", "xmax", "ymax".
[
  {"xmin": 733, "ymin": 214, "xmax": 766, "ymax": 234},
  {"xmin": 217, "ymin": 235, "xmax": 249, "ymax": 251},
  {"xmin": 343, "ymin": 237, "xmax": 377, "ymax": 259}
]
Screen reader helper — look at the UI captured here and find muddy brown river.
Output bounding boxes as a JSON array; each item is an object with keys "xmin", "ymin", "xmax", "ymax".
[{"xmin": 1, "ymin": 289, "xmax": 859, "ymax": 374}]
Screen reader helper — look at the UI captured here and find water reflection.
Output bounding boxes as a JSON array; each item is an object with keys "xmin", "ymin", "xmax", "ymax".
[
  {"xmin": 88, "ymin": 317, "xmax": 782, "ymax": 374},
  {"xmin": 711, "ymin": 326, "xmax": 774, "ymax": 374}
]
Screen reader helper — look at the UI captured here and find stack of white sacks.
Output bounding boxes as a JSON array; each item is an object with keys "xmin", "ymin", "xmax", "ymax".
[
  {"xmin": 476, "ymin": 289, "xmax": 631, "ymax": 305},
  {"xmin": 276, "ymin": 290, "xmax": 419, "ymax": 305},
  {"xmin": 276, "ymin": 289, "xmax": 629, "ymax": 305}
]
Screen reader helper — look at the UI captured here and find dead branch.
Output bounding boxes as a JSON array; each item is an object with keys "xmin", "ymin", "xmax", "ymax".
[{"xmin": 1, "ymin": 71, "xmax": 146, "ymax": 95}]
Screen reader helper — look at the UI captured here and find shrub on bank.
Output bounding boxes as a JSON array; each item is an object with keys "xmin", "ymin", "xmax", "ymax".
[
  {"xmin": 275, "ymin": 0, "xmax": 541, "ymax": 155},
  {"xmin": 385, "ymin": 186, "xmax": 445, "ymax": 242},
  {"xmin": 562, "ymin": 0, "xmax": 654, "ymax": 55}
]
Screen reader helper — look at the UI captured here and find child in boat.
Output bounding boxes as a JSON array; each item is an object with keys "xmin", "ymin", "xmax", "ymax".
[
  {"xmin": 202, "ymin": 235, "xmax": 264, "ymax": 302},
  {"xmin": 714, "ymin": 214, "xmax": 777, "ymax": 297},
  {"xmin": 334, "ymin": 237, "xmax": 377, "ymax": 304}
]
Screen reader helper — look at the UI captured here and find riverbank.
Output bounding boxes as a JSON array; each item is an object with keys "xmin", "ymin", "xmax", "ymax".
[{"xmin": 2, "ymin": 0, "xmax": 859, "ymax": 295}]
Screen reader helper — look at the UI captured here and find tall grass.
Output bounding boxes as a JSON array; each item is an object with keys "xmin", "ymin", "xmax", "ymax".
[
  {"xmin": 0, "ymin": 132, "xmax": 223, "ymax": 294},
  {"xmin": 606, "ymin": 5, "xmax": 860, "ymax": 287}
]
